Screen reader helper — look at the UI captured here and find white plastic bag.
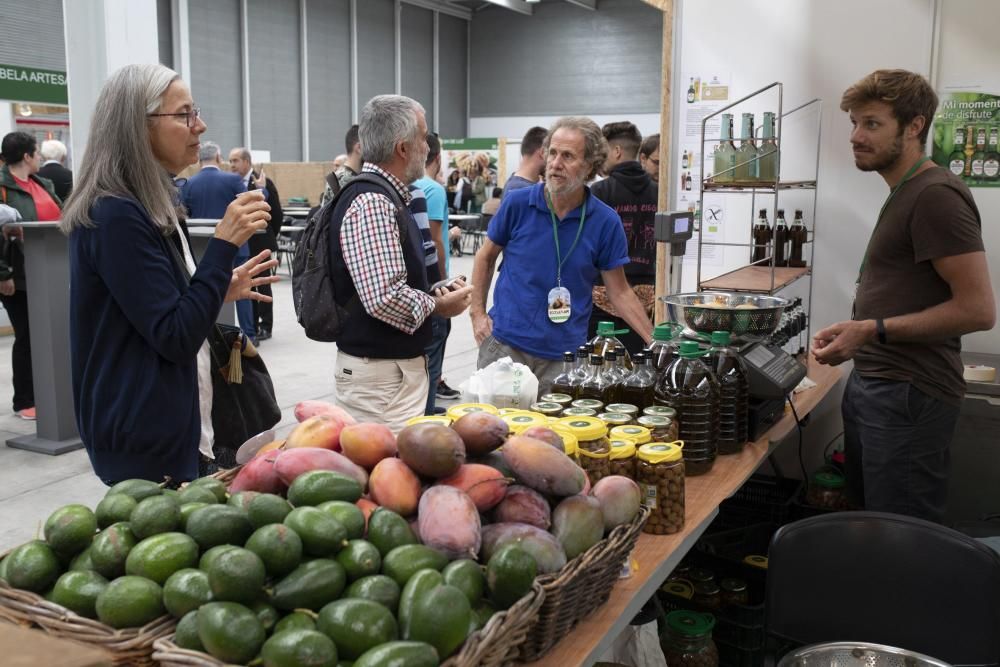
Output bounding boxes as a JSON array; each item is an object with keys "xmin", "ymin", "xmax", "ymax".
[
  {"xmin": 598, "ymin": 621, "xmax": 667, "ymax": 667},
  {"xmin": 459, "ymin": 356, "xmax": 539, "ymax": 409}
]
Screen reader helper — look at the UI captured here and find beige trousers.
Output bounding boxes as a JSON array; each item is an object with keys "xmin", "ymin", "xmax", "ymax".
[{"xmin": 334, "ymin": 351, "xmax": 429, "ymax": 433}]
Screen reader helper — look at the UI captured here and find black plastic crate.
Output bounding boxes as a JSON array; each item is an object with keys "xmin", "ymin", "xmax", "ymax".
[
  {"xmin": 716, "ymin": 474, "xmax": 802, "ymax": 529},
  {"xmin": 698, "ymin": 522, "xmax": 779, "ymax": 565},
  {"xmin": 717, "ymin": 637, "xmax": 767, "ymax": 667}
]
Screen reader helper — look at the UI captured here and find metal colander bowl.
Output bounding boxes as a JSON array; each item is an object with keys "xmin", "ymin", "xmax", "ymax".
[
  {"xmin": 778, "ymin": 642, "xmax": 951, "ymax": 667},
  {"xmin": 660, "ymin": 292, "xmax": 789, "ymax": 340}
]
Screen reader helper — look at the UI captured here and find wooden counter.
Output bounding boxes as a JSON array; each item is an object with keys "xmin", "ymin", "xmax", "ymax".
[{"xmin": 528, "ymin": 361, "xmax": 844, "ymax": 666}]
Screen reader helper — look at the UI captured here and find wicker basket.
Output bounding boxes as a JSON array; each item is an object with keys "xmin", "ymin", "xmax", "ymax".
[
  {"xmin": 0, "ymin": 580, "xmax": 175, "ymax": 666},
  {"xmin": 517, "ymin": 505, "xmax": 651, "ymax": 661},
  {"xmin": 153, "ymin": 581, "xmax": 545, "ymax": 667}
]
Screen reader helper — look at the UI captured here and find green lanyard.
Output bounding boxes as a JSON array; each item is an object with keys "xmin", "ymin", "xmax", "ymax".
[
  {"xmin": 546, "ymin": 191, "xmax": 587, "ymax": 288},
  {"xmin": 856, "ymin": 156, "xmax": 931, "ymax": 283}
]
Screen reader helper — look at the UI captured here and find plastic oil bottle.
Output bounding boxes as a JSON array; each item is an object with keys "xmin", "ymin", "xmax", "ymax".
[
  {"xmin": 654, "ymin": 340, "xmax": 720, "ymax": 475},
  {"xmin": 646, "ymin": 324, "xmax": 679, "ymax": 382},
  {"xmin": 709, "ymin": 331, "xmax": 749, "ymax": 454},
  {"xmin": 590, "ymin": 321, "xmax": 633, "ymax": 368}
]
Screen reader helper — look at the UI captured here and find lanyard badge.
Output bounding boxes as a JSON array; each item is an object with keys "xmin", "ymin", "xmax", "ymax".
[{"xmin": 546, "ymin": 191, "xmax": 587, "ymax": 324}]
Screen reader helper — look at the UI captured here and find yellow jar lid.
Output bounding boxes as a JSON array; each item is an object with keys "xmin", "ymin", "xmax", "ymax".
[
  {"xmin": 497, "ymin": 407, "xmax": 530, "ymax": 416},
  {"xmin": 606, "ymin": 403, "xmax": 639, "ymax": 415},
  {"xmin": 406, "ymin": 415, "xmax": 452, "ymax": 427},
  {"xmin": 637, "ymin": 442, "xmax": 683, "ymax": 463},
  {"xmin": 447, "ymin": 403, "xmax": 499, "ymax": 422},
  {"xmin": 562, "ymin": 407, "xmax": 597, "ymax": 418},
  {"xmin": 610, "ymin": 425, "xmax": 652, "ymax": 445},
  {"xmin": 609, "ymin": 439, "xmax": 637, "ymax": 460},
  {"xmin": 557, "ymin": 416, "xmax": 608, "ymax": 441},
  {"xmin": 578, "ymin": 446, "xmax": 610, "ymax": 460},
  {"xmin": 549, "ymin": 424, "xmax": 579, "ymax": 456},
  {"xmin": 502, "ymin": 411, "xmax": 548, "ymax": 433},
  {"xmin": 744, "ymin": 555, "xmax": 769, "ymax": 570}
]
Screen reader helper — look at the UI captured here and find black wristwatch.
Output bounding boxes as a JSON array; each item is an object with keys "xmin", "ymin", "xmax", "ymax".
[{"xmin": 875, "ymin": 318, "xmax": 887, "ymax": 344}]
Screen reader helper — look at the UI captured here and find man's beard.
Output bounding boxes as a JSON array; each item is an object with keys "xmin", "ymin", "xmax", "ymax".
[
  {"xmin": 404, "ymin": 153, "xmax": 426, "ymax": 183},
  {"xmin": 545, "ymin": 172, "xmax": 584, "ymax": 196},
  {"xmin": 855, "ymin": 132, "xmax": 904, "ymax": 172}
]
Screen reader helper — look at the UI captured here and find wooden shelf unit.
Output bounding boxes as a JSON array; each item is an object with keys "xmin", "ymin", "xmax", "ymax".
[{"xmin": 700, "ymin": 264, "xmax": 810, "ymax": 293}]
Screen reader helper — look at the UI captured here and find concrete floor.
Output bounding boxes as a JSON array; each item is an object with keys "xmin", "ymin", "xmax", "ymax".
[{"xmin": 0, "ymin": 253, "xmax": 486, "ymax": 551}]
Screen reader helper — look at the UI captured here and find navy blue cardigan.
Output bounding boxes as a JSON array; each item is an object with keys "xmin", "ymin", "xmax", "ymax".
[{"xmin": 69, "ymin": 196, "xmax": 238, "ymax": 483}]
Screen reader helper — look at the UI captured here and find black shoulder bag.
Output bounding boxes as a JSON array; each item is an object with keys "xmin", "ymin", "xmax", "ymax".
[{"xmin": 165, "ymin": 230, "xmax": 281, "ymax": 466}]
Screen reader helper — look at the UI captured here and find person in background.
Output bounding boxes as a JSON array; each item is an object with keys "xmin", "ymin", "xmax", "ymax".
[
  {"xmin": 482, "ymin": 186, "xmax": 503, "ymax": 216},
  {"xmin": 502, "ymin": 126, "xmax": 547, "ymax": 198},
  {"xmin": 0, "ymin": 131, "xmax": 62, "ymax": 420},
  {"xmin": 229, "ymin": 146, "xmax": 283, "ymax": 341},
  {"xmin": 332, "ymin": 153, "xmax": 348, "ymax": 173},
  {"xmin": 414, "ymin": 133, "xmax": 460, "ymax": 413},
  {"xmin": 330, "ymin": 95, "xmax": 471, "ymax": 431},
  {"xmin": 182, "ymin": 141, "xmax": 256, "ymax": 342},
  {"xmin": 446, "ymin": 169, "xmax": 460, "ymax": 201},
  {"xmin": 471, "ymin": 117, "xmax": 653, "ymax": 390},
  {"xmin": 60, "ymin": 63, "xmax": 276, "ymax": 483},
  {"xmin": 38, "ymin": 139, "xmax": 73, "ymax": 201},
  {"xmin": 589, "ymin": 121, "xmax": 658, "ymax": 354},
  {"xmin": 639, "ymin": 133, "xmax": 660, "ymax": 183},
  {"xmin": 469, "ymin": 165, "xmax": 487, "ymax": 214},
  {"xmin": 813, "ymin": 69, "xmax": 995, "ymax": 523},
  {"xmin": 320, "ymin": 126, "xmax": 363, "ymax": 208}
]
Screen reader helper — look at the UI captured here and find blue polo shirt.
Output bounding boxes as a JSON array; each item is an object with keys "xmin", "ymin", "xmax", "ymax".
[{"xmin": 488, "ymin": 182, "xmax": 629, "ymax": 360}]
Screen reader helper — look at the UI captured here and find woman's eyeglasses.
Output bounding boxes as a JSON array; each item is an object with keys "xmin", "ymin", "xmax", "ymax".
[{"xmin": 148, "ymin": 107, "xmax": 201, "ymax": 127}]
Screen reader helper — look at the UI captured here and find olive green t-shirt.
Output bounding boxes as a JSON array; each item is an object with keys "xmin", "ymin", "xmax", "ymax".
[{"xmin": 854, "ymin": 166, "xmax": 984, "ymax": 405}]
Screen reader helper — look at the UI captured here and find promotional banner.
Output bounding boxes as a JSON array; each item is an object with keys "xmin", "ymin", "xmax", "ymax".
[
  {"xmin": 931, "ymin": 91, "xmax": 1000, "ymax": 187},
  {"xmin": 0, "ymin": 64, "xmax": 68, "ymax": 105},
  {"xmin": 440, "ymin": 138, "xmax": 499, "ymax": 213}
]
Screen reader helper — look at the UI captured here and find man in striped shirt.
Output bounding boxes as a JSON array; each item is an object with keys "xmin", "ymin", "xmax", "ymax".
[{"xmin": 330, "ymin": 95, "xmax": 471, "ymax": 431}]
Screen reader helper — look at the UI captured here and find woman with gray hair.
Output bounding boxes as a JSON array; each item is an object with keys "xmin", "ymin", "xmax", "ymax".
[{"xmin": 62, "ymin": 63, "xmax": 277, "ymax": 484}]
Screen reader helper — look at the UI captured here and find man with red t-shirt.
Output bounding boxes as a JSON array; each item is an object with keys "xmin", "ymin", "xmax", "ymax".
[{"xmin": 0, "ymin": 131, "xmax": 62, "ymax": 420}]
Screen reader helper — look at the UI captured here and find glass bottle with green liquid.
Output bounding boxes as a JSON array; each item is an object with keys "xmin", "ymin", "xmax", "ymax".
[
  {"xmin": 712, "ymin": 113, "xmax": 737, "ymax": 183},
  {"xmin": 757, "ymin": 111, "xmax": 779, "ymax": 183},
  {"xmin": 735, "ymin": 112, "xmax": 758, "ymax": 181}
]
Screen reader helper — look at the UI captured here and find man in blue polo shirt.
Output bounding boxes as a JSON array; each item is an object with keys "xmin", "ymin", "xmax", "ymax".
[{"xmin": 470, "ymin": 117, "xmax": 654, "ymax": 391}]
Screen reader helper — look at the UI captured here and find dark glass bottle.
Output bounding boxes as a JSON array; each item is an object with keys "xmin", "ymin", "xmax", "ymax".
[
  {"xmin": 646, "ymin": 324, "xmax": 678, "ymax": 382},
  {"xmin": 619, "ymin": 353, "xmax": 656, "ymax": 410},
  {"xmin": 577, "ymin": 354, "xmax": 613, "ymax": 402},
  {"xmin": 773, "ymin": 208, "xmax": 789, "ymax": 267},
  {"xmin": 751, "ymin": 208, "xmax": 771, "ymax": 264},
  {"xmin": 571, "ymin": 344, "xmax": 591, "ymax": 383},
  {"xmin": 549, "ymin": 351, "xmax": 578, "ymax": 398},
  {"xmin": 709, "ymin": 331, "xmax": 749, "ymax": 455},
  {"xmin": 654, "ymin": 341, "xmax": 720, "ymax": 474},
  {"xmin": 788, "ymin": 209, "xmax": 808, "ymax": 268}
]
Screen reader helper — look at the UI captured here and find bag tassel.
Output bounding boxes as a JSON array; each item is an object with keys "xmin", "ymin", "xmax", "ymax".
[{"xmin": 227, "ymin": 335, "xmax": 244, "ymax": 384}]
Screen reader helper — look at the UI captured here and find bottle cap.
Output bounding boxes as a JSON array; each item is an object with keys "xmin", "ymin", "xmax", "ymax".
[
  {"xmin": 589, "ymin": 354, "xmax": 604, "ymax": 365},
  {"xmin": 710, "ymin": 331, "xmax": 731, "ymax": 346},
  {"xmin": 777, "ymin": 208, "xmax": 785, "ymax": 216},
  {"xmin": 605, "ymin": 348, "xmax": 617, "ymax": 361},
  {"xmin": 563, "ymin": 351, "xmax": 575, "ymax": 362},
  {"xmin": 652, "ymin": 324, "xmax": 674, "ymax": 341},
  {"xmin": 678, "ymin": 340, "xmax": 703, "ymax": 356}
]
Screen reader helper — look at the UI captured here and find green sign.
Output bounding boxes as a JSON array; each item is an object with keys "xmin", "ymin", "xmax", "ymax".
[
  {"xmin": 931, "ymin": 91, "xmax": 1000, "ymax": 188},
  {"xmin": 0, "ymin": 64, "xmax": 68, "ymax": 105},
  {"xmin": 441, "ymin": 138, "xmax": 498, "ymax": 150}
]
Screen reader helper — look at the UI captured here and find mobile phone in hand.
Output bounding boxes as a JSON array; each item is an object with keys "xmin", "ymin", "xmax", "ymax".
[{"xmin": 429, "ymin": 275, "xmax": 467, "ymax": 293}]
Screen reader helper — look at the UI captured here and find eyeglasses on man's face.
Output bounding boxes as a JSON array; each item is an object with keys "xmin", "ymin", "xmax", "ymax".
[{"xmin": 148, "ymin": 107, "xmax": 201, "ymax": 128}]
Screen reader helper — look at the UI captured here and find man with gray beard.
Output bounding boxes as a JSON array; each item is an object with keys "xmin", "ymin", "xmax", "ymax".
[{"xmin": 328, "ymin": 95, "xmax": 472, "ymax": 431}]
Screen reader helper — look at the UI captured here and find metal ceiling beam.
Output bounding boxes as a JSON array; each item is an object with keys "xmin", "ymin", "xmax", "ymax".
[
  {"xmin": 479, "ymin": 0, "xmax": 534, "ymax": 16},
  {"xmin": 564, "ymin": 0, "xmax": 596, "ymax": 9}
]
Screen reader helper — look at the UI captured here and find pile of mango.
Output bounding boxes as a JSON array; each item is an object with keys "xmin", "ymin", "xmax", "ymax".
[{"xmin": 0, "ymin": 400, "xmax": 642, "ymax": 667}]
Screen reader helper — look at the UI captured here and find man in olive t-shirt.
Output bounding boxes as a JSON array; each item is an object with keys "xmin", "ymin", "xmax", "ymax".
[{"xmin": 813, "ymin": 70, "xmax": 996, "ymax": 523}]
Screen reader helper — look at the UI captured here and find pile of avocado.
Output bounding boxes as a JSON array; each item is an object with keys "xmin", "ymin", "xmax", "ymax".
[{"xmin": 0, "ymin": 470, "xmax": 537, "ymax": 667}]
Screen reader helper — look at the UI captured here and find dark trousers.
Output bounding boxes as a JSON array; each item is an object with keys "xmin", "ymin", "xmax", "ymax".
[
  {"xmin": 0, "ymin": 290, "xmax": 33, "ymax": 411},
  {"xmin": 588, "ymin": 303, "xmax": 648, "ymax": 357},
  {"xmin": 842, "ymin": 370, "xmax": 960, "ymax": 524},
  {"xmin": 234, "ymin": 246, "xmax": 255, "ymax": 342},
  {"xmin": 252, "ymin": 276, "xmax": 274, "ymax": 331},
  {"xmin": 424, "ymin": 315, "xmax": 451, "ymax": 415}
]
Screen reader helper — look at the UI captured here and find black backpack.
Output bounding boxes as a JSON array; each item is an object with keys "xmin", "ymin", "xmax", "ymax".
[{"xmin": 291, "ymin": 173, "xmax": 408, "ymax": 342}]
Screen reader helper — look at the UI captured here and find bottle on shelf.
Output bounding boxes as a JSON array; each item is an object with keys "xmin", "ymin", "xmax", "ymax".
[
  {"xmin": 787, "ymin": 209, "xmax": 808, "ymax": 268},
  {"xmin": 549, "ymin": 351, "xmax": 579, "ymax": 398},
  {"xmin": 578, "ymin": 354, "xmax": 613, "ymax": 403},
  {"xmin": 985, "ymin": 128, "xmax": 1000, "ymax": 182},
  {"xmin": 712, "ymin": 113, "xmax": 737, "ymax": 183},
  {"xmin": 735, "ymin": 112, "xmax": 758, "ymax": 181},
  {"xmin": 964, "ymin": 125, "xmax": 976, "ymax": 177},
  {"xmin": 590, "ymin": 321, "xmax": 632, "ymax": 368},
  {"xmin": 948, "ymin": 127, "xmax": 968, "ymax": 177},
  {"xmin": 654, "ymin": 341, "xmax": 720, "ymax": 474},
  {"xmin": 646, "ymin": 324, "xmax": 679, "ymax": 382},
  {"xmin": 751, "ymin": 208, "xmax": 772, "ymax": 265},
  {"xmin": 709, "ymin": 331, "xmax": 749, "ymax": 455},
  {"xmin": 773, "ymin": 209, "xmax": 789, "ymax": 267},
  {"xmin": 971, "ymin": 126, "xmax": 987, "ymax": 181},
  {"xmin": 757, "ymin": 111, "xmax": 779, "ymax": 182},
  {"xmin": 620, "ymin": 352, "xmax": 656, "ymax": 410}
]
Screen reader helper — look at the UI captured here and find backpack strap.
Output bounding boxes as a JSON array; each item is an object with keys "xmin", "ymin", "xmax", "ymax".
[{"xmin": 331, "ymin": 172, "xmax": 410, "ymax": 243}]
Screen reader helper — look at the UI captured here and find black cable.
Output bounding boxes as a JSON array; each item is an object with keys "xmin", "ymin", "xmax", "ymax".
[
  {"xmin": 787, "ymin": 394, "xmax": 807, "ymax": 484},
  {"xmin": 822, "ymin": 430, "xmax": 845, "ymax": 461}
]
